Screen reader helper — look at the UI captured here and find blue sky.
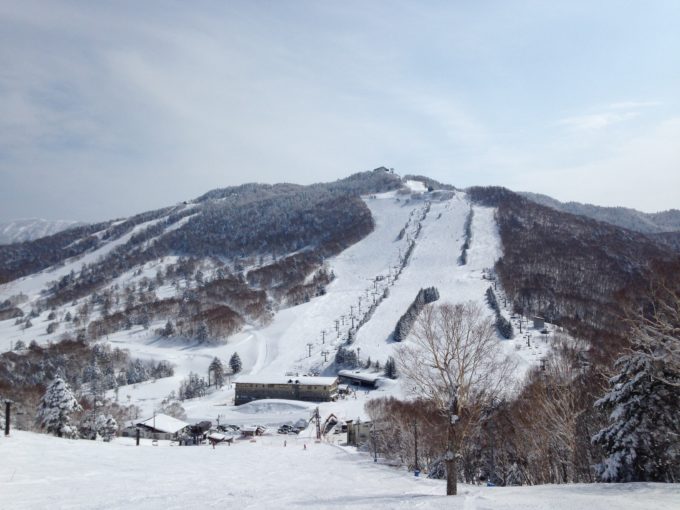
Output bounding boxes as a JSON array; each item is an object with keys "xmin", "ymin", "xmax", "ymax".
[{"xmin": 1, "ymin": 1, "xmax": 678, "ymax": 221}]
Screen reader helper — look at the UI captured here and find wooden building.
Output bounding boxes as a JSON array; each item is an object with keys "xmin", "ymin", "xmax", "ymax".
[
  {"xmin": 338, "ymin": 370, "xmax": 381, "ymax": 389},
  {"xmin": 234, "ymin": 376, "xmax": 339, "ymax": 405},
  {"xmin": 127, "ymin": 413, "xmax": 190, "ymax": 441}
]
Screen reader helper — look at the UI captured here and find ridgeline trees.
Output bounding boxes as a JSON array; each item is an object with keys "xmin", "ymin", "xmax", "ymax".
[{"xmin": 393, "ymin": 287, "xmax": 440, "ymax": 342}]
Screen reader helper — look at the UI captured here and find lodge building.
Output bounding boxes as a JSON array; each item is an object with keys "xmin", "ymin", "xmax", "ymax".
[{"xmin": 234, "ymin": 376, "xmax": 339, "ymax": 405}]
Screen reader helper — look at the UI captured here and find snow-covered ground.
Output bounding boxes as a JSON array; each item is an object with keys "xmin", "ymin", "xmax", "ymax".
[{"xmin": 1, "ymin": 430, "xmax": 678, "ymax": 510}]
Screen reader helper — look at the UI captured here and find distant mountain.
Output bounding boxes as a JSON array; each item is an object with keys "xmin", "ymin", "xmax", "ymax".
[
  {"xmin": 0, "ymin": 219, "xmax": 83, "ymax": 245},
  {"xmin": 520, "ymin": 192, "xmax": 680, "ymax": 234}
]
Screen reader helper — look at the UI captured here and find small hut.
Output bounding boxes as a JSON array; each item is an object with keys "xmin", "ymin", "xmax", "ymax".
[
  {"xmin": 532, "ymin": 316, "xmax": 545, "ymax": 330},
  {"xmin": 135, "ymin": 414, "xmax": 190, "ymax": 441}
]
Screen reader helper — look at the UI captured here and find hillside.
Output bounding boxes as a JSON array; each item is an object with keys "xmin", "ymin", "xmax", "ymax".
[
  {"xmin": 521, "ymin": 192, "xmax": 680, "ymax": 234},
  {"xmin": 0, "ymin": 219, "xmax": 83, "ymax": 245}
]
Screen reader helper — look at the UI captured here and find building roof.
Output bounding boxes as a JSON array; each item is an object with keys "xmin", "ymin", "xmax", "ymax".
[
  {"xmin": 338, "ymin": 370, "xmax": 382, "ymax": 383},
  {"xmin": 136, "ymin": 414, "xmax": 189, "ymax": 434},
  {"xmin": 236, "ymin": 375, "xmax": 338, "ymax": 386},
  {"xmin": 242, "ymin": 425, "xmax": 266, "ymax": 432}
]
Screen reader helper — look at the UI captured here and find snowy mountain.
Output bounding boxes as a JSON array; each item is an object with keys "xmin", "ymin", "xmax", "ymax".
[
  {"xmin": 0, "ymin": 218, "xmax": 83, "ymax": 245},
  {"xmin": 1, "ymin": 170, "xmax": 679, "ymax": 494},
  {"xmin": 1, "ymin": 172, "xmax": 677, "ymax": 394},
  {"xmin": 520, "ymin": 192, "xmax": 680, "ymax": 234}
]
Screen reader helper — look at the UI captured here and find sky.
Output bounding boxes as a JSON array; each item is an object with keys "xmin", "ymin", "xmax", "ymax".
[{"xmin": 0, "ymin": 0, "xmax": 679, "ymax": 222}]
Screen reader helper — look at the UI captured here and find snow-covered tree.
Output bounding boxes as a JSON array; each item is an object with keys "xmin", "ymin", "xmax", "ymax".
[
  {"xmin": 593, "ymin": 349, "xmax": 679, "ymax": 481},
  {"xmin": 195, "ymin": 322, "xmax": 209, "ymax": 342},
  {"xmin": 592, "ymin": 288, "xmax": 680, "ymax": 482},
  {"xmin": 335, "ymin": 346, "xmax": 358, "ymax": 368},
  {"xmin": 36, "ymin": 377, "xmax": 82, "ymax": 438},
  {"xmin": 160, "ymin": 320, "xmax": 175, "ymax": 337},
  {"xmin": 178, "ymin": 372, "xmax": 208, "ymax": 400},
  {"xmin": 96, "ymin": 414, "xmax": 118, "ymax": 441},
  {"xmin": 209, "ymin": 357, "xmax": 225, "ymax": 387},
  {"xmin": 384, "ymin": 356, "xmax": 398, "ymax": 379},
  {"xmin": 229, "ymin": 352, "xmax": 242, "ymax": 374}
]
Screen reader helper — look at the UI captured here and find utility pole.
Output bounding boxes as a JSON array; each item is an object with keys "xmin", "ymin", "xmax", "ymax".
[
  {"xmin": 315, "ymin": 407, "xmax": 321, "ymax": 440},
  {"xmin": 372, "ymin": 422, "xmax": 377, "ymax": 463},
  {"xmin": 321, "ymin": 351, "xmax": 329, "ymax": 363},
  {"xmin": 4, "ymin": 400, "xmax": 12, "ymax": 436},
  {"xmin": 307, "ymin": 343, "xmax": 313, "ymax": 357},
  {"xmin": 414, "ymin": 418, "xmax": 419, "ymax": 474},
  {"xmin": 321, "ymin": 330, "xmax": 326, "ymax": 344}
]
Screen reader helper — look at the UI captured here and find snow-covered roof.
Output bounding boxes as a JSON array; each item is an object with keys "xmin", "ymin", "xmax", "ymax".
[
  {"xmin": 137, "ymin": 414, "xmax": 189, "ymax": 434},
  {"xmin": 338, "ymin": 370, "xmax": 382, "ymax": 383},
  {"xmin": 242, "ymin": 425, "xmax": 266, "ymax": 432},
  {"xmin": 236, "ymin": 376, "xmax": 338, "ymax": 386}
]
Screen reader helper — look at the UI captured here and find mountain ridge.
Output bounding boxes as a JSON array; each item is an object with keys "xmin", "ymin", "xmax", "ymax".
[{"xmin": 520, "ymin": 191, "xmax": 680, "ymax": 234}]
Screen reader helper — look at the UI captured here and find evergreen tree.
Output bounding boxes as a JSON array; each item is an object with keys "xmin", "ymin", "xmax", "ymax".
[
  {"xmin": 593, "ymin": 288, "xmax": 680, "ymax": 482},
  {"xmin": 195, "ymin": 323, "xmax": 209, "ymax": 343},
  {"xmin": 384, "ymin": 356, "xmax": 398, "ymax": 379},
  {"xmin": 393, "ymin": 287, "xmax": 440, "ymax": 342},
  {"xmin": 178, "ymin": 372, "xmax": 208, "ymax": 400},
  {"xmin": 96, "ymin": 414, "xmax": 118, "ymax": 441},
  {"xmin": 36, "ymin": 377, "xmax": 82, "ymax": 438},
  {"xmin": 592, "ymin": 346, "xmax": 679, "ymax": 482},
  {"xmin": 209, "ymin": 357, "xmax": 225, "ymax": 387},
  {"xmin": 229, "ymin": 352, "xmax": 242, "ymax": 374},
  {"xmin": 161, "ymin": 320, "xmax": 175, "ymax": 337},
  {"xmin": 335, "ymin": 346, "xmax": 358, "ymax": 368}
]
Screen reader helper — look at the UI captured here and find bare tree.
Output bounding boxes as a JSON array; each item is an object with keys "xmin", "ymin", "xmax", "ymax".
[
  {"xmin": 629, "ymin": 283, "xmax": 680, "ymax": 387},
  {"xmin": 396, "ymin": 301, "xmax": 515, "ymax": 495}
]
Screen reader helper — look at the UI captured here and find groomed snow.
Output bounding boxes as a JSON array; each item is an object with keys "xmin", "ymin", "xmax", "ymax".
[{"xmin": 1, "ymin": 430, "xmax": 678, "ymax": 510}]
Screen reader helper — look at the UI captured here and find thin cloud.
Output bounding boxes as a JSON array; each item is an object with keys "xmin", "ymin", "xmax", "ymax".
[{"xmin": 558, "ymin": 111, "xmax": 639, "ymax": 131}]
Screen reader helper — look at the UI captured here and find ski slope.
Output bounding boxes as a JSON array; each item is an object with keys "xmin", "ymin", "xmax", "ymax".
[{"xmin": 1, "ymin": 430, "xmax": 678, "ymax": 510}]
